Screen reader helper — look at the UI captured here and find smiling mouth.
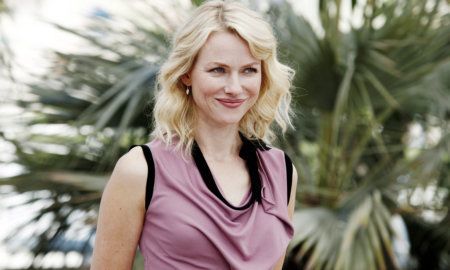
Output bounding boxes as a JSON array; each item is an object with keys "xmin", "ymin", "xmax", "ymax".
[{"xmin": 216, "ymin": 98, "xmax": 246, "ymax": 108}]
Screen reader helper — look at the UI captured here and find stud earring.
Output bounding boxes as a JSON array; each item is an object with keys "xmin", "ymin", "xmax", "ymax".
[{"xmin": 186, "ymin": 86, "xmax": 190, "ymax": 96}]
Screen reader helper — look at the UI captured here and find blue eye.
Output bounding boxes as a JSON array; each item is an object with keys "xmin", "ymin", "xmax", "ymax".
[
  {"xmin": 244, "ymin": 67, "xmax": 258, "ymax": 74},
  {"xmin": 209, "ymin": 67, "xmax": 225, "ymax": 73}
]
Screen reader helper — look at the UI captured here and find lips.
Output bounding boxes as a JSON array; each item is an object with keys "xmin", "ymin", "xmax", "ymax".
[{"xmin": 216, "ymin": 98, "xmax": 246, "ymax": 108}]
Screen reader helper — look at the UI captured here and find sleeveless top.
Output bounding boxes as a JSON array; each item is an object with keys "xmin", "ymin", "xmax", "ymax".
[{"xmin": 128, "ymin": 134, "xmax": 294, "ymax": 270}]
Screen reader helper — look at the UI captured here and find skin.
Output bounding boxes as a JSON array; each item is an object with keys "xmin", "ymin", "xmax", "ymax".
[
  {"xmin": 91, "ymin": 31, "xmax": 298, "ymax": 270},
  {"xmin": 183, "ymin": 30, "xmax": 262, "ymax": 130},
  {"xmin": 273, "ymin": 167, "xmax": 297, "ymax": 270},
  {"xmin": 182, "ymin": 30, "xmax": 263, "ymax": 207},
  {"xmin": 90, "ymin": 146, "xmax": 147, "ymax": 269}
]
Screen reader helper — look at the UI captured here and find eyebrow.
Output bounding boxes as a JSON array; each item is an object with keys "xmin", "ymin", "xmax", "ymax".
[{"xmin": 206, "ymin": 61, "xmax": 261, "ymax": 67}]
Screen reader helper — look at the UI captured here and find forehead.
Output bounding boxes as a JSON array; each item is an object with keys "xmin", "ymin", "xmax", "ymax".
[{"xmin": 195, "ymin": 31, "xmax": 259, "ymax": 65}]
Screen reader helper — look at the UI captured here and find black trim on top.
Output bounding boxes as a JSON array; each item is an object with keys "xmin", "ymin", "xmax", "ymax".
[
  {"xmin": 128, "ymin": 144, "xmax": 155, "ymax": 210},
  {"xmin": 191, "ymin": 133, "xmax": 270, "ymax": 211},
  {"xmin": 284, "ymin": 153, "xmax": 293, "ymax": 205}
]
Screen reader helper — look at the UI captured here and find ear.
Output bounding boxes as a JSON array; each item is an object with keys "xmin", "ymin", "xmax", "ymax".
[{"xmin": 181, "ymin": 73, "xmax": 192, "ymax": 86}]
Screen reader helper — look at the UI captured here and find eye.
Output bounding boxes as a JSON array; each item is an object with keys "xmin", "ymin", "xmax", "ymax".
[
  {"xmin": 243, "ymin": 67, "xmax": 258, "ymax": 74},
  {"xmin": 209, "ymin": 67, "xmax": 225, "ymax": 73}
]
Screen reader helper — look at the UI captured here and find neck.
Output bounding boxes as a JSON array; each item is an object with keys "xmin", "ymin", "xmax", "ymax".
[{"xmin": 194, "ymin": 121, "xmax": 242, "ymax": 161}]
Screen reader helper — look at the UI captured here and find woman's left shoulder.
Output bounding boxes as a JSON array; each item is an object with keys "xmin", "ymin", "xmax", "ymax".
[{"xmin": 256, "ymin": 143, "xmax": 286, "ymax": 159}]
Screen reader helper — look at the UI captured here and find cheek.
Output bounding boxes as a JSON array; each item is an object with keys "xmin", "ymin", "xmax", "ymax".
[
  {"xmin": 193, "ymin": 76, "xmax": 222, "ymax": 96},
  {"xmin": 191, "ymin": 80, "xmax": 220, "ymax": 108},
  {"xmin": 247, "ymin": 78, "xmax": 262, "ymax": 97}
]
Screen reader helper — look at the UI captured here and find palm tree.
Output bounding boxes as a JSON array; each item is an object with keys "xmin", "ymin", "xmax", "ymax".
[
  {"xmin": 0, "ymin": 0, "xmax": 13, "ymax": 81},
  {"xmin": 1, "ymin": 2, "xmax": 179, "ymax": 269},
  {"xmin": 1, "ymin": 0, "xmax": 449, "ymax": 269},
  {"xmin": 270, "ymin": 0, "xmax": 449, "ymax": 269}
]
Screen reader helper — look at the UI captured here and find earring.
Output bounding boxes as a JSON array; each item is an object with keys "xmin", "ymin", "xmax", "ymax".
[{"xmin": 186, "ymin": 86, "xmax": 190, "ymax": 96}]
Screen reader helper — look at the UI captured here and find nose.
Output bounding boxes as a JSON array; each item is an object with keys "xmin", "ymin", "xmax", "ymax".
[{"xmin": 224, "ymin": 73, "xmax": 243, "ymax": 95}]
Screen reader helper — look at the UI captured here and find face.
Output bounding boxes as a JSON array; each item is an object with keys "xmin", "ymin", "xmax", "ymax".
[{"xmin": 182, "ymin": 31, "xmax": 262, "ymax": 128}]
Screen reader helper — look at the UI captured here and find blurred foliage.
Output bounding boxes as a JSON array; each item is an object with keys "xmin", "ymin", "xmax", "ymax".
[
  {"xmin": 1, "ymin": 0, "xmax": 449, "ymax": 269},
  {"xmin": 0, "ymin": 0, "xmax": 13, "ymax": 82},
  {"xmin": 1, "ymin": 177, "xmax": 99, "ymax": 265},
  {"xmin": 271, "ymin": 0, "xmax": 450, "ymax": 269}
]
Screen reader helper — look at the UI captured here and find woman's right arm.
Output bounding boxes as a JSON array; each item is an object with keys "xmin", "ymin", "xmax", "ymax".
[{"xmin": 90, "ymin": 147, "xmax": 148, "ymax": 270}]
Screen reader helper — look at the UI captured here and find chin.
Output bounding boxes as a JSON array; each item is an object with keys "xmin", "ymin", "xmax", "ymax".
[
  {"xmin": 217, "ymin": 119, "xmax": 242, "ymax": 126},
  {"xmin": 214, "ymin": 115, "xmax": 245, "ymax": 126}
]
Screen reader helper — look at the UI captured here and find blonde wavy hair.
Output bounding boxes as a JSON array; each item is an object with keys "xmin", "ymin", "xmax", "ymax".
[{"xmin": 151, "ymin": 0, "xmax": 294, "ymax": 155}]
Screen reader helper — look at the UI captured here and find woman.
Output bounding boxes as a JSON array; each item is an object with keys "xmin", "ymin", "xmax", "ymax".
[{"xmin": 91, "ymin": 1, "xmax": 298, "ymax": 269}]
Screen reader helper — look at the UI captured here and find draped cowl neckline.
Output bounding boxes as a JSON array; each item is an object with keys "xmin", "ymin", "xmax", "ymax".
[
  {"xmin": 191, "ymin": 132, "xmax": 270, "ymax": 210},
  {"xmin": 138, "ymin": 136, "xmax": 295, "ymax": 269}
]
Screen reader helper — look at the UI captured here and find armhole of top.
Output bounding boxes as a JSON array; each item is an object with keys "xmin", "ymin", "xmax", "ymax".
[
  {"xmin": 128, "ymin": 144, "xmax": 155, "ymax": 211},
  {"xmin": 284, "ymin": 153, "xmax": 293, "ymax": 206}
]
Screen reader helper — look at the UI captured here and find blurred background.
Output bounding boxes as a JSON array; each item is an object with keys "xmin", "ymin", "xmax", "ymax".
[{"xmin": 0, "ymin": 0, "xmax": 449, "ymax": 269}]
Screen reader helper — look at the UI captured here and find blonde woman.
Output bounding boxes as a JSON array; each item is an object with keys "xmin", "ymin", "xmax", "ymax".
[{"xmin": 91, "ymin": 1, "xmax": 298, "ymax": 269}]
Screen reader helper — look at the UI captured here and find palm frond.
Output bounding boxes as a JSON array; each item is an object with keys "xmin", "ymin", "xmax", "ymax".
[{"xmin": 288, "ymin": 191, "xmax": 396, "ymax": 269}]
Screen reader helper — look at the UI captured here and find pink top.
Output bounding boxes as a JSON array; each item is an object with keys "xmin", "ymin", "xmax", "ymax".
[{"xmin": 133, "ymin": 135, "xmax": 294, "ymax": 270}]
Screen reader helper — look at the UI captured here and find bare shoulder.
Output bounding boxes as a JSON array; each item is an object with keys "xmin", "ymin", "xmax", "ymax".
[
  {"xmin": 102, "ymin": 146, "xmax": 149, "ymax": 207},
  {"xmin": 288, "ymin": 161, "xmax": 298, "ymax": 220},
  {"xmin": 112, "ymin": 146, "xmax": 148, "ymax": 185},
  {"xmin": 291, "ymin": 164, "xmax": 298, "ymax": 191},
  {"xmin": 91, "ymin": 146, "xmax": 148, "ymax": 269}
]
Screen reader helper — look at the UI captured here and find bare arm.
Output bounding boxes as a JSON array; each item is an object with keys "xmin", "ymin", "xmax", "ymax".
[
  {"xmin": 272, "ymin": 165, "xmax": 298, "ymax": 270},
  {"xmin": 90, "ymin": 147, "xmax": 148, "ymax": 270}
]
